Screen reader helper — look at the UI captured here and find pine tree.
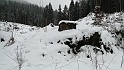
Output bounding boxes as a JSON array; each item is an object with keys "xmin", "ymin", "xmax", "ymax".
[
  {"xmin": 69, "ymin": 0, "xmax": 75, "ymax": 21},
  {"xmin": 48, "ymin": 3, "xmax": 54, "ymax": 24},
  {"xmin": 86, "ymin": 0, "xmax": 91, "ymax": 16},
  {"xmin": 57, "ymin": 5, "xmax": 62, "ymax": 23},
  {"xmin": 63, "ymin": 5, "xmax": 69, "ymax": 20},
  {"xmin": 53, "ymin": 9, "xmax": 58, "ymax": 25},
  {"xmin": 43, "ymin": 5, "xmax": 49, "ymax": 26},
  {"xmin": 74, "ymin": 1, "xmax": 79, "ymax": 20},
  {"xmin": 79, "ymin": 0, "xmax": 87, "ymax": 18}
]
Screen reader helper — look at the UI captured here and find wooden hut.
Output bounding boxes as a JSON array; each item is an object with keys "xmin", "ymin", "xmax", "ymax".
[{"xmin": 58, "ymin": 20, "xmax": 77, "ymax": 31}]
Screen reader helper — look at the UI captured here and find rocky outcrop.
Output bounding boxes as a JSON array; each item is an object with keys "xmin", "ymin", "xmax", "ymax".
[{"xmin": 64, "ymin": 32, "xmax": 113, "ymax": 54}]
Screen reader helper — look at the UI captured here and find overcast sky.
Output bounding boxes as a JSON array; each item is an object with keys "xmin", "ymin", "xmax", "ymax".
[{"xmin": 26, "ymin": 0, "xmax": 77, "ymax": 10}]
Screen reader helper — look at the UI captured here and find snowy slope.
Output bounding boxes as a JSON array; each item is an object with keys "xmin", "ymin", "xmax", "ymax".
[{"xmin": 0, "ymin": 13, "xmax": 124, "ymax": 70}]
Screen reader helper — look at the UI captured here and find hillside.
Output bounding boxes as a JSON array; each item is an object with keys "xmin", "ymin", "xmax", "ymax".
[
  {"xmin": 0, "ymin": 0, "xmax": 43, "ymax": 27},
  {"xmin": 5, "ymin": 0, "xmax": 29, "ymax": 4},
  {"xmin": 0, "ymin": 13, "xmax": 124, "ymax": 70}
]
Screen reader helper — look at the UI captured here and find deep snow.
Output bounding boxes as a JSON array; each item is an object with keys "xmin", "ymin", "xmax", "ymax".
[{"xmin": 0, "ymin": 13, "xmax": 124, "ymax": 70}]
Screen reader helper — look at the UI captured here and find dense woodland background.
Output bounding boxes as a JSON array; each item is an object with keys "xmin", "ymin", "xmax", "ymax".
[{"xmin": 0, "ymin": 0, "xmax": 124, "ymax": 27}]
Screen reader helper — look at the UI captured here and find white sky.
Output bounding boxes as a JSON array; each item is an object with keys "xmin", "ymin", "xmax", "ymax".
[{"xmin": 26, "ymin": 0, "xmax": 77, "ymax": 10}]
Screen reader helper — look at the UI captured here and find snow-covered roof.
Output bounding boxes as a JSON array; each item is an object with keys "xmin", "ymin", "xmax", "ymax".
[{"xmin": 59, "ymin": 20, "xmax": 78, "ymax": 25}]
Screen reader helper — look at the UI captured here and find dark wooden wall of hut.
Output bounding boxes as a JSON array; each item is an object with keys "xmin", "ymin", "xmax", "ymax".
[{"xmin": 58, "ymin": 22, "xmax": 76, "ymax": 31}]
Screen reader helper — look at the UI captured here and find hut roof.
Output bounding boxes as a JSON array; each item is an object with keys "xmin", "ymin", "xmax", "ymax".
[{"xmin": 59, "ymin": 20, "xmax": 78, "ymax": 25}]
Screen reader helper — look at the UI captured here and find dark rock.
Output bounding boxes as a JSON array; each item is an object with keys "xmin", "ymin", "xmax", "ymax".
[
  {"xmin": 67, "ymin": 50, "xmax": 70, "ymax": 54},
  {"xmin": 41, "ymin": 53, "xmax": 45, "ymax": 57},
  {"xmin": 87, "ymin": 55, "xmax": 90, "ymax": 58},
  {"xmin": 50, "ymin": 23, "xmax": 54, "ymax": 27},
  {"xmin": 50, "ymin": 42, "xmax": 53, "ymax": 44},
  {"xmin": 14, "ymin": 26, "xmax": 19, "ymax": 29},
  {"xmin": 1, "ymin": 38, "xmax": 5, "ymax": 42},
  {"xmin": 58, "ymin": 51, "xmax": 61, "ymax": 54},
  {"xmin": 110, "ymin": 49, "xmax": 113, "ymax": 54},
  {"xmin": 57, "ymin": 40, "xmax": 60, "ymax": 43}
]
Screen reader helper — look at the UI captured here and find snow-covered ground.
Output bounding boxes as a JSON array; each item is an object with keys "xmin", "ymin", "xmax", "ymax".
[{"xmin": 0, "ymin": 13, "xmax": 124, "ymax": 70}]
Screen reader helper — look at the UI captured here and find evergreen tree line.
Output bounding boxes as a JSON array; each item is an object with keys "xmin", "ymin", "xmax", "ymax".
[
  {"xmin": 90, "ymin": 0, "xmax": 124, "ymax": 13},
  {"xmin": 56, "ymin": 0, "xmax": 124, "ymax": 23},
  {"xmin": 0, "ymin": 0, "xmax": 43, "ymax": 27},
  {"xmin": 42, "ymin": 0, "xmax": 90, "ymax": 26},
  {"xmin": 42, "ymin": 3, "xmax": 54, "ymax": 27},
  {"xmin": 55, "ymin": 0, "xmax": 90, "ymax": 23},
  {"xmin": 0, "ymin": 0, "xmax": 124, "ymax": 27}
]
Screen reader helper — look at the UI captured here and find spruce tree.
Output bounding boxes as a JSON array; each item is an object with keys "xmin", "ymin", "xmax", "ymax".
[
  {"xmin": 48, "ymin": 3, "xmax": 54, "ymax": 24},
  {"xmin": 43, "ymin": 5, "xmax": 49, "ymax": 26},
  {"xmin": 57, "ymin": 5, "xmax": 62, "ymax": 23},
  {"xmin": 79, "ymin": 0, "xmax": 87, "ymax": 18},
  {"xmin": 69, "ymin": 0, "xmax": 75, "ymax": 21},
  {"xmin": 63, "ymin": 5, "xmax": 69, "ymax": 20},
  {"xmin": 74, "ymin": 1, "xmax": 79, "ymax": 20}
]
